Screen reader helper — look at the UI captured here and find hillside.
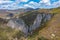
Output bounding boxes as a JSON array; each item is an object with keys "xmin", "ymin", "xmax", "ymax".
[
  {"xmin": 0, "ymin": 7, "xmax": 60, "ymax": 40},
  {"xmin": 39, "ymin": 13, "xmax": 60, "ymax": 40},
  {"xmin": 19, "ymin": 7, "xmax": 60, "ymax": 40},
  {"xmin": 51, "ymin": 7, "xmax": 60, "ymax": 14}
]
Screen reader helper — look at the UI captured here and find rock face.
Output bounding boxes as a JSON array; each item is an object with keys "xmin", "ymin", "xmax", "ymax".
[
  {"xmin": 29, "ymin": 14, "xmax": 43, "ymax": 32},
  {"xmin": 7, "ymin": 18, "xmax": 28, "ymax": 35},
  {"xmin": 29, "ymin": 13, "xmax": 53, "ymax": 32},
  {"xmin": 7, "ymin": 13, "xmax": 53, "ymax": 36}
]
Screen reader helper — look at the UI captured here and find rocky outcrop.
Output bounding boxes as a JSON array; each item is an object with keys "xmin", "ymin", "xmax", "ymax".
[
  {"xmin": 7, "ymin": 18, "xmax": 28, "ymax": 35},
  {"xmin": 7, "ymin": 13, "xmax": 54, "ymax": 36},
  {"xmin": 29, "ymin": 13, "xmax": 53, "ymax": 33}
]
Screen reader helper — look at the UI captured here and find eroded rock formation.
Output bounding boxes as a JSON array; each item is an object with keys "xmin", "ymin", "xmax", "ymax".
[{"xmin": 7, "ymin": 12, "xmax": 54, "ymax": 36}]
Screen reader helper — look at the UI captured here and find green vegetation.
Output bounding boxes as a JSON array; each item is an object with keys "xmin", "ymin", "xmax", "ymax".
[
  {"xmin": 51, "ymin": 7, "xmax": 60, "ymax": 14},
  {"xmin": 0, "ymin": 20, "xmax": 22, "ymax": 40},
  {"xmin": 38, "ymin": 37, "xmax": 48, "ymax": 40},
  {"xmin": 20, "ymin": 11, "xmax": 39, "ymax": 26}
]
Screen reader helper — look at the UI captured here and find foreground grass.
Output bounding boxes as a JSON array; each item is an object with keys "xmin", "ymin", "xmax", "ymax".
[{"xmin": 0, "ymin": 24, "xmax": 23, "ymax": 40}]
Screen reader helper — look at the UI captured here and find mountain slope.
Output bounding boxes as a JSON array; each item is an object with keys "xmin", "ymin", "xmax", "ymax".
[
  {"xmin": 39, "ymin": 13, "xmax": 60, "ymax": 40},
  {"xmin": 0, "ymin": 7, "xmax": 60, "ymax": 40}
]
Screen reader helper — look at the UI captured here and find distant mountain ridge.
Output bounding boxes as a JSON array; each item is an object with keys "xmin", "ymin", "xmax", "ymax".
[{"xmin": 0, "ymin": 7, "xmax": 37, "ymax": 14}]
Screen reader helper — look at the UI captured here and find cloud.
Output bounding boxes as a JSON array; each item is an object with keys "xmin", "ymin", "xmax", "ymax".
[
  {"xmin": 0, "ymin": 1, "xmax": 13, "ymax": 4},
  {"xmin": 24, "ymin": 4, "xmax": 35, "ymax": 8},
  {"xmin": 41, "ymin": 0, "xmax": 50, "ymax": 3},
  {"xmin": 51, "ymin": 0, "xmax": 60, "ymax": 8},
  {"xmin": 0, "ymin": 0, "xmax": 29, "ymax": 10},
  {"xmin": 24, "ymin": 1, "xmax": 41, "ymax": 9},
  {"xmin": 15, "ymin": 0, "xmax": 29, "ymax": 3},
  {"xmin": 24, "ymin": 0, "xmax": 60, "ymax": 9},
  {"xmin": 20, "ymin": 0, "xmax": 29, "ymax": 2},
  {"xmin": 0, "ymin": 0, "xmax": 60, "ymax": 10},
  {"xmin": 39, "ymin": 0, "xmax": 51, "ymax": 5},
  {"xmin": 0, "ymin": 0, "xmax": 10, "ymax": 1}
]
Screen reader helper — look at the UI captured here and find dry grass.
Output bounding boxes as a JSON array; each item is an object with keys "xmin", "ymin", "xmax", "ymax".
[{"xmin": 38, "ymin": 13, "xmax": 60, "ymax": 40}]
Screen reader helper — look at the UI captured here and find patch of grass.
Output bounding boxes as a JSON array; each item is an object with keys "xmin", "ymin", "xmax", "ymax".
[{"xmin": 38, "ymin": 36, "xmax": 48, "ymax": 40}]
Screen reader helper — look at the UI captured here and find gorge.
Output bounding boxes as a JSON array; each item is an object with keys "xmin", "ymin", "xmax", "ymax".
[{"xmin": 7, "ymin": 11, "xmax": 54, "ymax": 36}]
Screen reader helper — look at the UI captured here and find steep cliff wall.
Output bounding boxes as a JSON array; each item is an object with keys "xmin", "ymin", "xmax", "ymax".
[
  {"xmin": 7, "ymin": 11, "xmax": 54, "ymax": 36},
  {"xmin": 29, "ymin": 13, "xmax": 52, "ymax": 32},
  {"xmin": 19, "ymin": 12, "xmax": 54, "ymax": 35}
]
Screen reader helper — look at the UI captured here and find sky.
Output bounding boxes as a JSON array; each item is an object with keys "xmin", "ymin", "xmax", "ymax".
[{"xmin": 0, "ymin": 0, "xmax": 60, "ymax": 10}]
